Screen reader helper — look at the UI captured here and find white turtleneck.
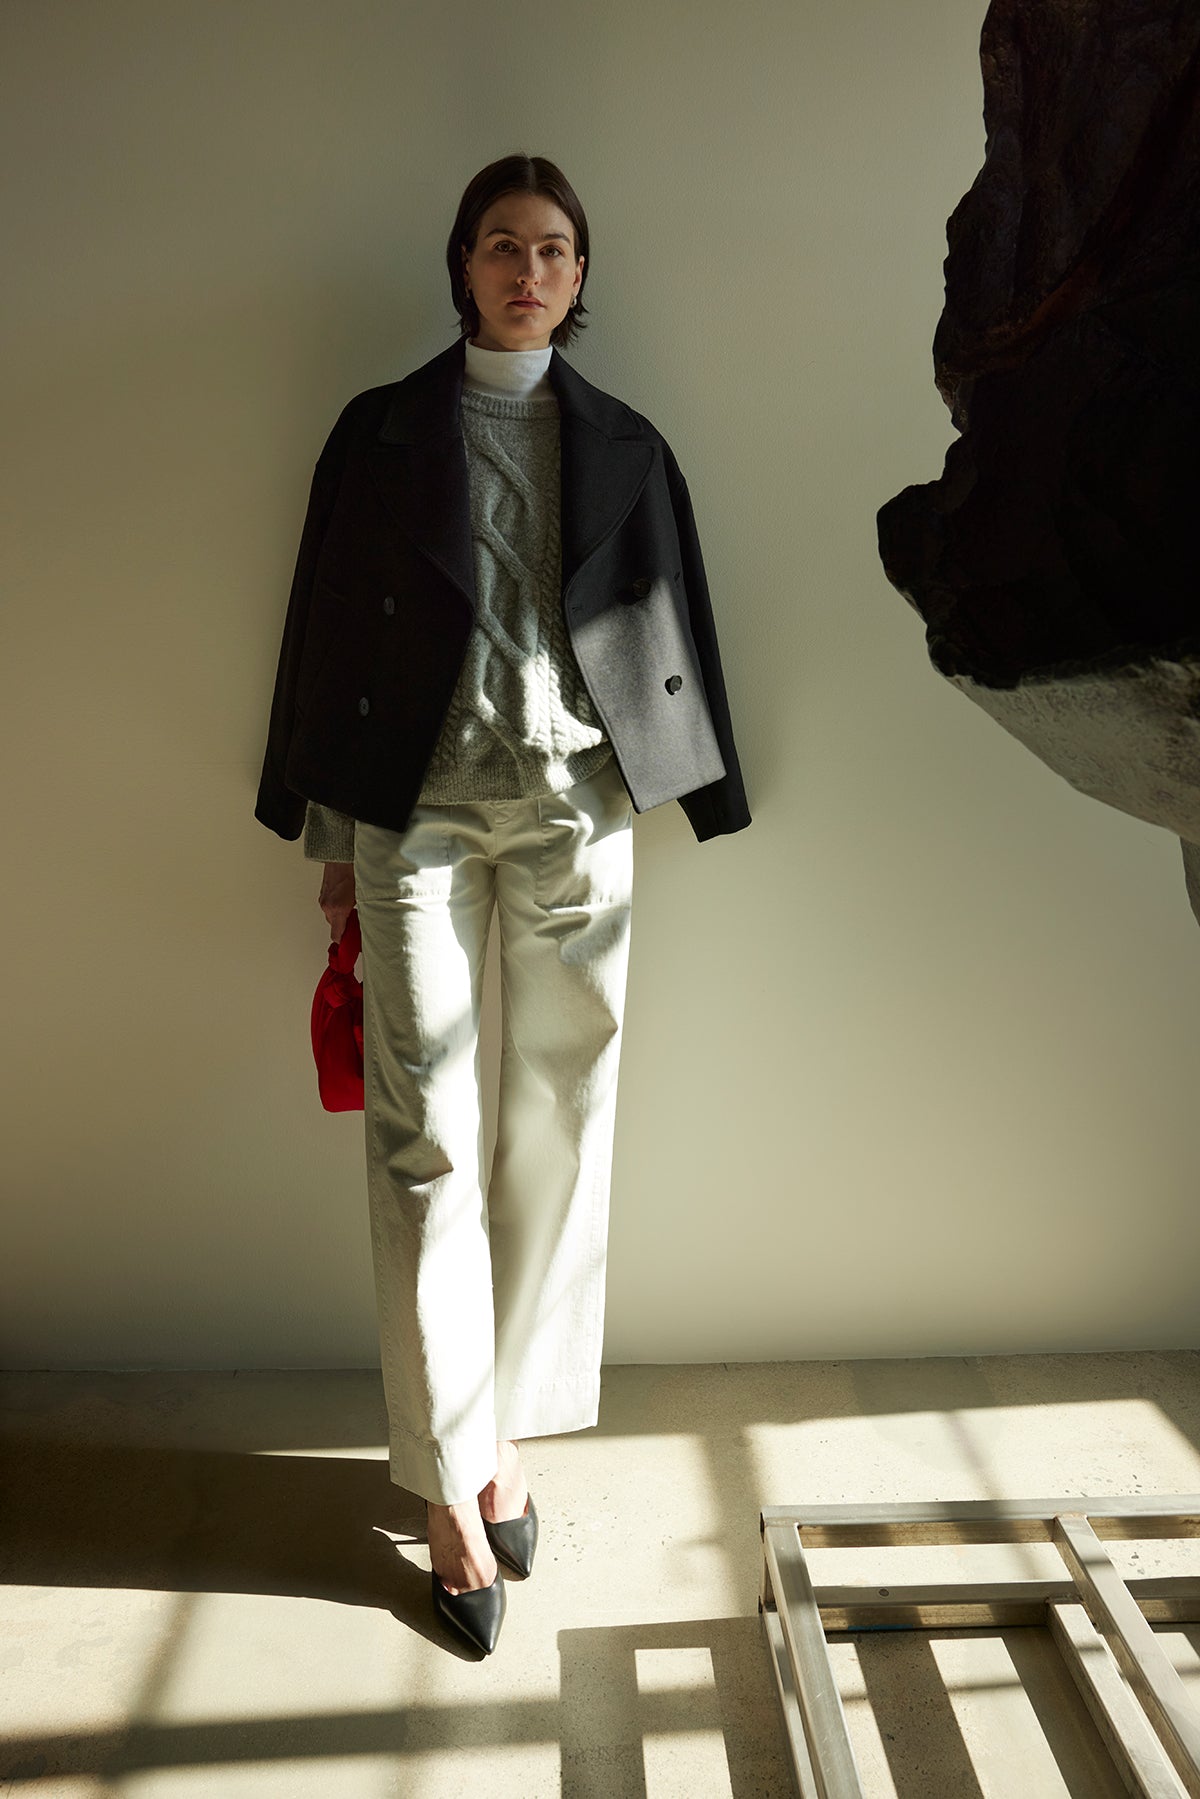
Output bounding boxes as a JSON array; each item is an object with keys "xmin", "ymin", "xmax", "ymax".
[{"xmin": 463, "ymin": 338, "xmax": 554, "ymax": 401}]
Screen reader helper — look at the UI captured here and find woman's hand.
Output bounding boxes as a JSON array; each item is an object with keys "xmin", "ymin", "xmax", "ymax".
[{"xmin": 318, "ymin": 861, "xmax": 355, "ymax": 942}]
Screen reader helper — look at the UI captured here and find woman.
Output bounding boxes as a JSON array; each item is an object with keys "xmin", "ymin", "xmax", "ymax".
[{"xmin": 255, "ymin": 154, "xmax": 750, "ymax": 1653}]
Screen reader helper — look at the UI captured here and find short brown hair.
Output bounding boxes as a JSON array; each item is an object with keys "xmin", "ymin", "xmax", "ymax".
[{"xmin": 447, "ymin": 154, "xmax": 590, "ymax": 350}]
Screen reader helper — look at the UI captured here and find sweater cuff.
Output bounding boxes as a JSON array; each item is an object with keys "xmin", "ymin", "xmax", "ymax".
[{"xmin": 303, "ymin": 802, "xmax": 357, "ymax": 863}]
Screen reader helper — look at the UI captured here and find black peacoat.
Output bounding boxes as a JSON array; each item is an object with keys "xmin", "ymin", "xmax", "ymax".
[{"xmin": 254, "ymin": 337, "xmax": 751, "ymax": 845}]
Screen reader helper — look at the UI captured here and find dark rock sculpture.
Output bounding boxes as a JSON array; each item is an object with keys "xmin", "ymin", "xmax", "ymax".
[{"xmin": 877, "ymin": 0, "xmax": 1200, "ymax": 919}]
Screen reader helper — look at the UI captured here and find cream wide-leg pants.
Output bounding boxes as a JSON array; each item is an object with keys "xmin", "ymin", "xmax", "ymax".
[{"xmin": 353, "ymin": 756, "xmax": 634, "ymax": 1505}]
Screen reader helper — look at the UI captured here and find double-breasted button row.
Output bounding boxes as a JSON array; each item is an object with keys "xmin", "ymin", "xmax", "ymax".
[
  {"xmin": 665, "ymin": 675, "xmax": 683, "ymax": 695},
  {"xmin": 359, "ymin": 596, "xmax": 394, "ymax": 717}
]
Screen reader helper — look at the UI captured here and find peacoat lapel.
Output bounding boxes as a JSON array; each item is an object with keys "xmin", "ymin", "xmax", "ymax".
[
  {"xmin": 366, "ymin": 341, "xmax": 476, "ymax": 606},
  {"xmin": 365, "ymin": 338, "xmax": 654, "ymax": 612},
  {"xmin": 549, "ymin": 348, "xmax": 655, "ymax": 596}
]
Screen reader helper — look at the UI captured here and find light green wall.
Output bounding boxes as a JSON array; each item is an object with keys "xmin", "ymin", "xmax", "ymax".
[{"xmin": 4, "ymin": 0, "xmax": 1198, "ymax": 1367}]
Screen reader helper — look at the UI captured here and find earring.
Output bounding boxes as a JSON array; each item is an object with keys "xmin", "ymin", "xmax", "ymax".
[{"xmin": 569, "ymin": 295, "xmax": 577, "ymax": 308}]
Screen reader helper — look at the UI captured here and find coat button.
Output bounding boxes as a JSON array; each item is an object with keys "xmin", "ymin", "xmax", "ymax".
[
  {"xmin": 665, "ymin": 675, "xmax": 683, "ymax": 694},
  {"xmin": 631, "ymin": 576, "xmax": 652, "ymax": 598},
  {"xmin": 382, "ymin": 594, "xmax": 395, "ymax": 615},
  {"xmin": 358, "ymin": 696, "xmax": 370, "ymax": 716}
]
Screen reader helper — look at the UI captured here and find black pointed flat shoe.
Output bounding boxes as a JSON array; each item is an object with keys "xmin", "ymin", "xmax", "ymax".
[
  {"xmin": 430, "ymin": 1565, "xmax": 506, "ymax": 1655},
  {"xmin": 482, "ymin": 1492, "xmax": 539, "ymax": 1579}
]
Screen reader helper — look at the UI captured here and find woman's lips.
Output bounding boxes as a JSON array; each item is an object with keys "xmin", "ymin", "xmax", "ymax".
[{"xmin": 509, "ymin": 299, "xmax": 543, "ymax": 308}]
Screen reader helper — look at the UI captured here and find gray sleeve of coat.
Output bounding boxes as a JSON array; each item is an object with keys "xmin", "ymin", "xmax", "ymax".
[{"xmin": 662, "ymin": 445, "xmax": 752, "ymax": 841}]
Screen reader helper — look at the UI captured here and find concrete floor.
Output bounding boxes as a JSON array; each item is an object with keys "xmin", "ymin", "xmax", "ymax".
[{"xmin": 3, "ymin": 1353, "xmax": 1200, "ymax": 1798}]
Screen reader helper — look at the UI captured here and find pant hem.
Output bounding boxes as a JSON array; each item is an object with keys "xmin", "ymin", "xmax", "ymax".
[
  {"xmin": 388, "ymin": 1439, "xmax": 499, "ymax": 1508},
  {"xmin": 498, "ymin": 1378, "xmax": 601, "ymax": 1443}
]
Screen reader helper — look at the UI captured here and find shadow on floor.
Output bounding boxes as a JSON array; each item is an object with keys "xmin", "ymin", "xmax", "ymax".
[
  {"xmin": 0, "ymin": 1437, "xmax": 434, "ymax": 1620},
  {"xmin": 3, "ymin": 1353, "xmax": 1199, "ymax": 1795}
]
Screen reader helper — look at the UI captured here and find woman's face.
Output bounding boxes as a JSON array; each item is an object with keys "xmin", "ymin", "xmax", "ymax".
[{"xmin": 462, "ymin": 190, "xmax": 584, "ymax": 353}]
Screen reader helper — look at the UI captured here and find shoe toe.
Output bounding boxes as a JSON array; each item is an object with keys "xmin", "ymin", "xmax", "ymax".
[
  {"xmin": 483, "ymin": 1492, "xmax": 539, "ymax": 1579},
  {"xmin": 431, "ymin": 1567, "xmax": 506, "ymax": 1654}
]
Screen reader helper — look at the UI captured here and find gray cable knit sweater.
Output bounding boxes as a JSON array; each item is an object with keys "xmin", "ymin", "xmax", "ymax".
[{"xmin": 302, "ymin": 350, "xmax": 610, "ymax": 862}]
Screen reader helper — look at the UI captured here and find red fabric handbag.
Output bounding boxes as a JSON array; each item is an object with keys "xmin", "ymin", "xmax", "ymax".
[{"xmin": 311, "ymin": 907, "xmax": 364, "ymax": 1111}]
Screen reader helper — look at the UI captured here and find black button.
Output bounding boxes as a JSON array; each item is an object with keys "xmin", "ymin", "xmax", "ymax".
[
  {"xmin": 665, "ymin": 675, "xmax": 683, "ymax": 695},
  {"xmin": 382, "ymin": 594, "xmax": 395, "ymax": 615},
  {"xmin": 358, "ymin": 696, "xmax": 370, "ymax": 716},
  {"xmin": 631, "ymin": 576, "xmax": 652, "ymax": 598}
]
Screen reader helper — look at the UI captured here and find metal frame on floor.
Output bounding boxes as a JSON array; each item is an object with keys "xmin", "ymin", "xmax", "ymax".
[{"xmin": 759, "ymin": 1494, "xmax": 1200, "ymax": 1799}]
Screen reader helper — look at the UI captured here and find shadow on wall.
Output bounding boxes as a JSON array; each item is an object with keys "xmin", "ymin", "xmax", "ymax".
[{"xmin": 877, "ymin": 0, "xmax": 1200, "ymax": 925}]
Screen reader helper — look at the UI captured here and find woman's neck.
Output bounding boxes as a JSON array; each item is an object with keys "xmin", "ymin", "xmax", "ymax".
[{"xmin": 464, "ymin": 339, "xmax": 553, "ymax": 401}]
